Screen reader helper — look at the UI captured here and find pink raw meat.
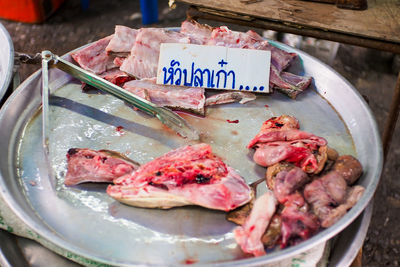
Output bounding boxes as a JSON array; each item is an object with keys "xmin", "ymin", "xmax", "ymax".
[
  {"xmin": 107, "ymin": 143, "xmax": 252, "ymax": 211},
  {"xmin": 120, "ymin": 28, "xmax": 190, "ymax": 78},
  {"xmin": 123, "ymin": 78, "xmax": 205, "ymax": 115}
]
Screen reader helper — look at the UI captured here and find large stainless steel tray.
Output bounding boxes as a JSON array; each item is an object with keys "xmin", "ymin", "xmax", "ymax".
[
  {"xmin": 0, "ymin": 35, "xmax": 382, "ymax": 266},
  {"xmin": 0, "ymin": 22, "xmax": 14, "ymax": 102},
  {"xmin": 0, "ymin": 202, "xmax": 373, "ymax": 267}
]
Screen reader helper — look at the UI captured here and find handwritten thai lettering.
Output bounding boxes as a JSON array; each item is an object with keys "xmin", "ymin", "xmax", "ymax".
[{"xmin": 162, "ymin": 59, "xmax": 235, "ymax": 89}]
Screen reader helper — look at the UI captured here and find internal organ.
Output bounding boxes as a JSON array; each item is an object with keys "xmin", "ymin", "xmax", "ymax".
[
  {"xmin": 304, "ymin": 170, "xmax": 364, "ymax": 228},
  {"xmin": 248, "ymin": 115, "xmax": 327, "ymax": 174}
]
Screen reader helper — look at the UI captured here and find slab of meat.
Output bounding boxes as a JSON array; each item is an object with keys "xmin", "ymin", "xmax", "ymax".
[
  {"xmin": 65, "ymin": 148, "xmax": 139, "ymax": 186},
  {"xmin": 120, "ymin": 28, "xmax": 191, "ymax": 78},
  {"xmin": 180, "ymin": 20, "xmax": 213, "ymax": 45},
  {"xmin": 248, "ymin": 115, "xmax": 327, "ymax": 173},
  {"xmin": 71, "ymin": 35, "xmax": 116, "ymax": 74},
  {"xmin": 106, "ymin": 25, "xmax": 138, "ymax": 57},
  {"xmin": 233, "ymin": 191, "xmax": 277, "ymax": 257},
  {"xmin": 123, "ymin": 78, "xmax": 206, "ymax": 115},
  {"xmin": 107, "ymin": 144, "xmax": 252, "ymax": 211}
]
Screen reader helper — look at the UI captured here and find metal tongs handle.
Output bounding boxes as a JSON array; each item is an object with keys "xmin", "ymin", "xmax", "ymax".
[{"xmin": 41, "ymin": 51, "xmax": 199, "ymax": 140}]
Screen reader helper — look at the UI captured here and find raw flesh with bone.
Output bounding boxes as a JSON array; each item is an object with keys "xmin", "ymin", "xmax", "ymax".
[
  {"xmin": 71, "ymin": 35, "xmax": 116, "ymax": 74},
  {"xmin": 107, "ymin": 143, "xmax": 252, "ymax": 211},
  {"xmin": 65, "ymin": 148, "xmax": 139, "ymax": 186},
  {"xmin": 120, "ymin": 28, "xmax": 190, "ymax": 78},
  {"xmin": 180, "ymin": 20, "xmax": 213, "ymax": 45},
  {"xmin": 123, "ymin": 78, "xmax": 206, "ymax": 115},
  {"xmin": 106, "ymin": 25, "xmax": 138, "ymax": 57}
]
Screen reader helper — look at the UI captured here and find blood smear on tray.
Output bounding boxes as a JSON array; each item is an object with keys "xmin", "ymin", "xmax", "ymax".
[{"xmin": 227, "ymin": 119, "xmax": 239, "ymax": 123}]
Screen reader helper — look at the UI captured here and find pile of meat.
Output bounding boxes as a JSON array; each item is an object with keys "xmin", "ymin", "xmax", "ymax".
[
  {"xmin": 65, "ymin": 144, "xmax": 252, "ymax": 211},
  {"xmin": 229, "ymin": 115, "xmax": 365, "ymax": 256},
  {"xmin": 70, "ymin": 20, "xmax": 312, "ymax": 116}
]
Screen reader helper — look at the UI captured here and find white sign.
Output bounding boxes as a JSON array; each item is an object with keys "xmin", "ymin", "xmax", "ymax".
[{"xmin": 156, "ymin": 43, "xmax": 271, "ymax": 93}]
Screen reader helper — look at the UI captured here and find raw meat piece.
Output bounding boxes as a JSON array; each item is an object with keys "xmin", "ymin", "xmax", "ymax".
[
  {"xmin": 273, "ymin": 167, "xmax": 309, "ymax": 203},
  {"xmin": 233, "ymin": 191, "xmax": 277, "ymax": 256},
  {"xmin": 106, "ymin": 25, "xmax": 138, "ymax": 57},
  {"xmin": 320, "ymin": 185, "xmax": 364, "ymax": 228},
  {"xmin": 107, "ymin": 144, "xmax": 252, "ymax": 211},
  {"xmin": 208, "ymin": 27, "xmax": 296, "ymax": 72},
  {"xmin": 205, "ymin": 25, "xmax": 312, "ymax": 96},
  {"xmin": 275, "ymin": 71, "xmax": 313, "ymax": 99},
  {"xmin": 266, "ymin": 162, "xmax": 295, "ymax": 189},
  {"xmin": 99, "ymin": 68, "xmax": 134, "ymax": 86},
  {"xmin": 205, "ymin": 91, "xmax": 256, "ymax": 106},
  {"xmin": 120, "ymin": 28, "xmax": 191, "ymax": 78},
  {"xmin": 247, "ymin": 115, "xmax": 326, "ymax": 148},
  {"xmin": 65, "ymin": 148, "xmax": 139, "ymax": 186},
  {"xmin": 113, "ymin": 57, "xmax": 125, "ymax": 67},
  {"xmin": 280, "ymin": 192, "xmax": 320, "ymax": 247},
  {"xmin": 332, "ymin": 155, "xmax": 363, "ymax": 185},
  {"xmin": 304, "ymin": 170, "xmax": 365, "ymax": 227},
  {"xmin": 248, "ymin": 115, "xmax": 327, "ymax": 173},
  {"xmin": 71, "ymin": 35, "xmax": 116, "ymax": 74},
  {"xmin": 180, "ymin": 20, "xmax": 213, "ymax": 45},
  {"xmin": 123, "ymin": 78, "xmax": 206, "ymax": 115}
]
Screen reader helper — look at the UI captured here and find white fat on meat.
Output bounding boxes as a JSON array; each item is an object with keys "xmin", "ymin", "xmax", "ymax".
[{"xmin": 234, "ymin": 191, "xmax": 277, "ymax": 257}]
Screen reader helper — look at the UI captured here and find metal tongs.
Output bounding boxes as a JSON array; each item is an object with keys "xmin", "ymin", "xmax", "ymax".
[{"xmin": 34, "ymin": 51, "xmax": 199, "ymax": 153}]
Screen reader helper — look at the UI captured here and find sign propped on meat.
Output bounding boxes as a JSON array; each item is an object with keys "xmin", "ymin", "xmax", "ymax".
[{"xmin": 157, "ymin": 43, "xmax": 271, "ymax": 93}]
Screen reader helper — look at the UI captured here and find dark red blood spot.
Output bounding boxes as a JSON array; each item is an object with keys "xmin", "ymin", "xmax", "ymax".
[
  {"xmin": 236, "ymin": 38, "xmax": 240, "ymax": 43},
  {"xmin": 184, "ymin": 259, "xmax": 197, "ymax": 264},
  {"xmin": 275, "ymin": 123, "xmax": 284, "ymax": 127},
  {"xmin": 265, "ymin": 104, "xmax": 269, "ymax": 108},
  {"xmin": 113, "ymin": 76, "xmax": 134, "ymax": 86},
  {"xmin": 249, "ymin": 225, "xmax": 255, "ymax": 232},
  {"xmin": 116, "ymin": 126, "xmax": 124, "ymax": 132},
  {"xmin": 227, "ymin": 119, "xmax": 239, "ymax": 123}
]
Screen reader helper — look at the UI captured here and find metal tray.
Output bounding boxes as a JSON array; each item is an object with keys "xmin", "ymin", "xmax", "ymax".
[
  {"xmin": 0, "ymin": 202, "xmax": 372, "ymax": 267},
  {"xmin": 0, "ymin": 22, "xmax": 14, "ymax": 102},
  {"xmin": 0, "ymin": 36, "xmax": 382, "ymax": 266}
]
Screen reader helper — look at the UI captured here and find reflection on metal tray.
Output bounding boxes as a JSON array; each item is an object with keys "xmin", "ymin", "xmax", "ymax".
[
  {"xmin": 0, "ymin": 203, "xmax": 372, "ymax": 266},
  {"xmin": 0, "ymin": 32, "xmax": 382, "ymax": 266}
]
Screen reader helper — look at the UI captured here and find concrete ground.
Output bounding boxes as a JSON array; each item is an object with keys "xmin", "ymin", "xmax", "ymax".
[{"xmin": 1, "ymin": 0, "xmax": 399, "ymax": 266}]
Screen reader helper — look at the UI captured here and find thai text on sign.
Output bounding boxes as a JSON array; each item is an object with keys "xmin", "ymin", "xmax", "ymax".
[{"xmin": 157, "ymin": 43, "xmax": 271, "ymax": 93}]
